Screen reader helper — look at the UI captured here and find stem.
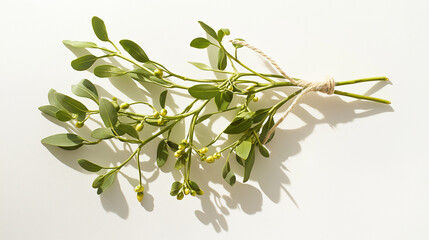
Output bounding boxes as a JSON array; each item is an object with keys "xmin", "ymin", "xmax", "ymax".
[{"xmin": 334, "ymin": 90, "xmax": 391, "ymax": 104}]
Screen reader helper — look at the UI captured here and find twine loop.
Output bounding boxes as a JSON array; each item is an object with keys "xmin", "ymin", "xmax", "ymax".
[{"xmin": 229, "ymin": 39, "xmax": 336, "ymax": 144}]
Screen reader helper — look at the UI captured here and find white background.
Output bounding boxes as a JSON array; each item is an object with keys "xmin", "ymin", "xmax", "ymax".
[{"xmin": 1, "ymin": 0, "xmax": 428, "ymax": 239}]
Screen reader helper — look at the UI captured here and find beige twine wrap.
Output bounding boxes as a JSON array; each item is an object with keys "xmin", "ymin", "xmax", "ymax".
[{"xmin": 229, "ymin": 39, "xmax": 336, "ymax": 144}]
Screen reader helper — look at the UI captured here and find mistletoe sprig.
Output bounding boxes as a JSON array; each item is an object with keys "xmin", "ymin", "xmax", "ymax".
[{"xmin": 40, "ymin": 16, "xmax": 390, "ymax": 203}]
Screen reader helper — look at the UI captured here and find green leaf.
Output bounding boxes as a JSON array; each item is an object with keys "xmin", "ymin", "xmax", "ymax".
[
  {"xmin": 253, "ymin": 108, "xmax": 270, "ymax": 123},
  {"xmin": 54, "ymin": 92, "xmax": 88, "ymax": 114},
  {"xmin": 190, "ymin": 37, "xmax": 211, "ymax": 49},
  {"xmin": 48, "ymin": 89, "xmax": 64, "ymax": 109},
  {"xmin": 78, "ymin": 159, "xmax": 102, "ymax": 172},
  {"xmin": 217, "ymin": 28, "xmax": 230, "ymax": 42},
  {"xmin": 156, "ymin": 140, "xmax": 169, "ymax": 167},
  {"xmin": 243, "ymin": 145, "xmax": 256, "ymax": 183},
  {"xmin": 91, "ymin": 128, "xmax": 115, "ymax": 139},
  {"xmin": 167, "ymin": 141, "xmax": 179, "ymax": 151},
  {"xmin": 258, "ymin": 143, "xmax": 270, "ymax": 158},
  {"xmin": 92, "ymin": 16, "xmax": 109, "ymax": 42},
  {"xmin": 119, "ymin": 39, "xmax": 150, "ymax": 63},
  {"xmin": 174, "ymin": 155, "xmax": 186, "ymax": 170},
  {"xmin": 116, "ymin": 124, "xmax": 139, "ymax": 139},
  {"xmin": 38, "ymin": 105, "xmax": 73, "ymax": 122},
  {"xmin": 236, "ymin": 140, "xmax": 252, "ymax": 160},
  {"xmin": 222, "ymin": 162, "xmax": 236, "ymax": 186},
  {"xmin": 41, "ymin": 133, "xmax": 84, "ymax": 147},
  {"xmin": 92, "ymin": 175, "xmax": 105, "ymax": 188},
  {"xmin": 188, "ymin": 84, "xmax": 220, "ymax": 99},
  {"xmin": 232, "ymin": 38, "xmax": 245, "ymax": 48},
  {"xmin": 189, "ymin": 181, "xmax": 201, "ymax": 191},
  {"xmin": 260, "ymin": 116, "xmax": 275, "ymax": 144},
  {"xmin": 215, "ymin": 91, "xmax": 233, "ymax": 111},
  {"xmin": 71, "ymin": 79, "xmax": 99, "ymax": 104},
  {"xmin": 235, "ymin": 154, "xmax": 244, "ymax": 166},
  {"xmin": 188, "ymin": 62, "xmax": 211, "ymax": 71},
  {"xmin": 217, "ymin": 48, "xmax": 227, "ymax": 70},
  {"xmin": 224, "ymin": 111, "xmax": 255, "ymax": 134},
  {"xmin": 71, "ymin": 55, "xmax": 98, "ymax": 71},
  {"xmin": 63, "ymin": 40, "xmax": 98, "ymax": 48},
  {"xmin": 170, "ymin": 181, "xmax": 182, "ymax": 196},
  {"xmin": 159, "ymin": 90, "xmax": 167, "ymax": 109},
  {"xmin": 198, "ymin": 21, "xmax": 218, "ymax": 40},
  {"xmin": 94, "ymin": 65, "xmax": 127, "ymax": 78},
  {"xmin": 97, "ymin": 170, "xmax": 117, "ymax": 195},
  {"xmin": 99, "ymin": 98, "xmax": 118, "ymax": 128}
]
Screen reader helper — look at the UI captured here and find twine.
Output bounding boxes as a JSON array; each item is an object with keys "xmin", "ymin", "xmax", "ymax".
[{"xmin": 229, "ymin": 39, "xmax": 336, "ymax": 144}]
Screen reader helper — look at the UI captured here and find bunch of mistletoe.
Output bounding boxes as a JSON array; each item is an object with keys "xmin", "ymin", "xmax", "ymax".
[{"xmin": 39, "ymin": 17, "xmax": 390, "ymax": 202}]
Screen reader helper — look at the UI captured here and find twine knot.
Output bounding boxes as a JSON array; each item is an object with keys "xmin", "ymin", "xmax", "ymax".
[{"xmin": 229, "ymin": 39, "xmax": 336, "ymax": 144}]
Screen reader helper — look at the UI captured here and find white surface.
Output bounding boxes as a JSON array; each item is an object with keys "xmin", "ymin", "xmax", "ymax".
[{"xmin": 1, "ymin": 0, "xmax": 428, "ymax": 239}]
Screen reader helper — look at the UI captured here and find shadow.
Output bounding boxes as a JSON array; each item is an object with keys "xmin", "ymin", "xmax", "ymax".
[{"xmin": 47, "ymin": 41, "xmax": 392, "ymax": 228}]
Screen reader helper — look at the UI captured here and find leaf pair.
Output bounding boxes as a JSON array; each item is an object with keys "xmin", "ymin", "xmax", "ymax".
[{"xmin": 92, "ymin": 170, "xmax": 117, "ymax": 195}]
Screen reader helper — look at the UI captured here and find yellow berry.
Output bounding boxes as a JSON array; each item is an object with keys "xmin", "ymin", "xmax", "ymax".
[
  {"xmin": 135, "ymin": 123, "xmax": 144, "ymax": 132},
  {"xmin": 181, "ymin": 139, "xmax": 188, "ymax": 145},
  {"xmin": 177, "ymin": 192, "xmax": 184, "ymax": 200},
  {"xmin": 184, "ymin": 188, "xmax": 190, "ymax": 195},
  {"xmin": 178, "ymin": 144, "xmax": 186, "ymax": 150},
  {"xmin": 213, "ymin": 152, "xmax": 221, "ymax": 159},
  {"xmin": 137, "ymin": 192, "xmax": 144, "ymax": 202},
  {"xmin": 153, "ymin": 111, "xmax": 159, "ymax": 118},
  {"xmin": 154, "ymin": 69, "xmax": 163, "ymax": 78},
  {"xmin": 112, "ymin": 97, "xmax": 117, "ymax": 101},
  {"xmin": 253, "ymin": 96, "xmax": 259, "ymax": 102},
  {"xmin": 191, "ymin": 190, "xmax": 196, "ymax": 196},
  {"xmin": 160, "ymin": 109, "xmax": 167, "ymax": 116},
  {"xmin": 206, "ymin": 156, "xmax": 214, "ymax": 163},
  {"xmin": 157, "ymin": 117, "xmax": 165, "ymax": 125},
  {"xmin": 174, "ymin": 150, "xmax": 182, "ymax": 158},
  {"xmin": 120, "ymin": 102, "xmax": 129, "ymax": 109},
  {"xmin": 134, "ymin": 184, "xmax": 144, "ymax": 192},
  {"xmin": 199, "ymin": 147, "xmax": 208, "ymax": 154},
  {"xmin": 75, "ymin": 121, "xmax": 84, "ymax": 128},
  {"xmin": 200, "ymin": 156, "xmax": 207, "ymax": 162},
  {"xmin": 196, "ymin": 190, "xmax": 204, "ymax": 195}
]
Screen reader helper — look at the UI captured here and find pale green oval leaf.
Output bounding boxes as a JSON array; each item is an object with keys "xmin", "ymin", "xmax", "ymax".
[
  {"xmin": 119, "ymin": 39, "xmax": 149, "ymax": 63},
  {"xmin": 92, "ymin": 175, "xmax": 105, "ymax": 188},
  {"xmin": 71, "ymin": 79, "xmax": 99, "ymax": 104},
  {"xmin": 92, "ymin": 16, "xmax": 109, "ymax": 42},
  {"xmin": 198, "ymin": 21, "xmax": 217, "ymax": 39},
  {"xmin": 258, "ymin": 144, "xmax": 270, "ymax": 158},
  {"xmin": 71, "ymin": 55, "xmax": 98, "ymax": 71},
  {"xmin": 63, "ymin": 40, "xmax": 98, "ymax": 48},
  {"xmin": 159, "ymin": 90, "xmax": 167, "ymax": 109},
  {"xmin": 38, "ymin": 105, "xmax": 72, "ymax": 122},
  {"xmin": 41, "ymin": 133, "xmax": 84, "ymax": 147},
  {"xmin": 91, "ymin": 128, "xmax": 115, "ymax": 139},
  {"xmin": 78, "ymin": 159, "xmax": 102, "ymax": 172},
  {"xmin": 236, "ymin": 140, "xmax": 252, "ymax": 160},
  {"xmin": 188, "ymin": 62, "xmax": 211, "ymax": 71},
  {"xmin": 54, "ymin": 92, "xmax": 88, "ymax": 114},
  {"xmin": 170, "ymin": 181, "xmax": 182, "ymax": 196},
  {"xmin": 116, "ymin": 124, "xmax": 139, "ymax": 139},
  {"xmin": 243, "ymin": 145, "xmax": 256, "ymax": 183},
  {"xmin": 94, "ymin": 65, "xmax": 127, "ymax": 78},
  {"xmin": 190, "ymin": 37, "xmax": 211, "ymax": 49},
  {"xmin": 217, "ymin": 48, "xmax": 227, "ymax": 70},
  {"xmin": 156, "ymin": 140, "xmax": 169, "ymax": 167},
  {"xmin": 188, "ymin": 84, "xmax": 220, "ymax": 99},
  {"xmin": 99, "ymin": 98, "xmax": 118, "ymax": 128},
  {"xmin": 97, "ymin": 170, "xmax": 117, "ymax": 195}
]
